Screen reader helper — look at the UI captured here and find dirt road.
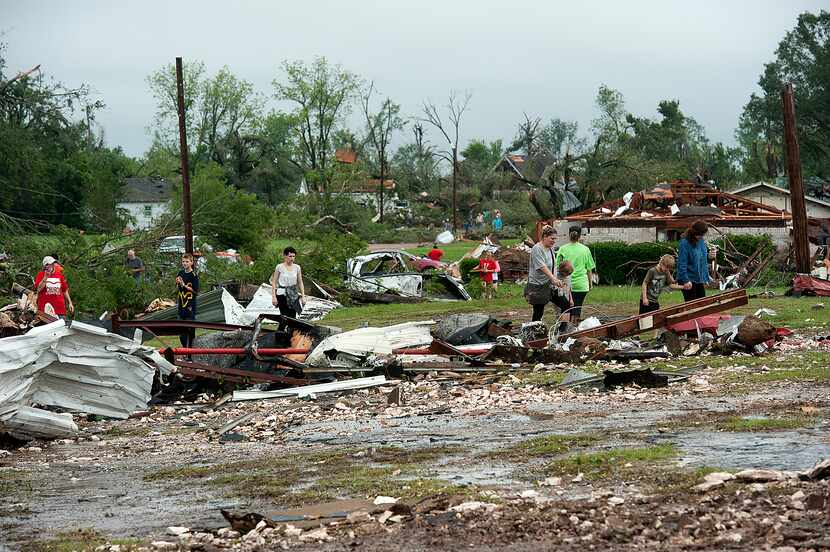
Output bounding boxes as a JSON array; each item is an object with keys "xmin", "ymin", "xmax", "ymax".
[{"xmin": 2, "ymin": 336, "xmax": 830, "ymax": 550}]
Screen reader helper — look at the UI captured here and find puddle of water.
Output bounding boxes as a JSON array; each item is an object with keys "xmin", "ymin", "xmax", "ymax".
[{"xmin": 659, "ymin": 429, "xmax": 830, "ymax": 471}]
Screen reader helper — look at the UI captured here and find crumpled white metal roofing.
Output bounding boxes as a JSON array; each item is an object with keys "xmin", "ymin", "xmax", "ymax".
[
  {"xmin": 305, "ymin": 321, "xmax": 434, "ymax": 368},
  {"xmin": 0, "ymin": 320, "xmax": 174, "ymax": 440}
]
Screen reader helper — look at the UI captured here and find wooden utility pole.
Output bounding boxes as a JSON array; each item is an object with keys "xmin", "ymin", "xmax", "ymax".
[
  {"xmin": 781, "ymin": 83, "xmax": 810, "ymax": 274},
  {"xmin": 378, "ymin": 155, "xmax": 385, "ymax": 224},
  {"xmin": 175, "ymin": 57, "xmax": 194, "ymax": 255},
  {"xmin": 451, "ymin": 144, "xmax": 458, "ymax": 233}
]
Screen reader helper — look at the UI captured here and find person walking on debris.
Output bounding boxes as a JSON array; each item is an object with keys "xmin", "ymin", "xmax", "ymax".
[
  {"xmin": 677, "ymin": 220, "xmax": 710, "ymax": 301},
  {"xmin": 427, "ymin": 243, "xmax": 445, "ymax": 262},
  {"xmin": 555, "ymin": 226, "xmax": 595, "ymax": 325},
  {"xmin": 640, "ymin": 255, "xmax": 691, "ymax": 314},
  {"xmin": 35, "ymin": 256, "xmax": 74, "ymax": 319},
  {"xmin": 477, "ymin": 250, "xmax": 497, "ymax": 299},
  {"xmin": 175, "ymin": 253, "xmax": 199, "ymax": 348},
  {"xmin": 525, "ymin": 227, "xmax": 571, "ymax": 329},
  {"xmin": 125, "ymin": 249, "xmax": 145, "ymax": 283},
  {"xmin": 271, "ymin": 246, "xmax": 305, "ymax": 318}
]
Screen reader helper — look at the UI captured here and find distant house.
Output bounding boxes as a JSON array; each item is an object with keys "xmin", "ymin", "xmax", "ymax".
[
  {"xmin": 732, "ymin": 182, "xmax": 830, "ymax": 219},
  {"xmin": 335, "ymin": 148, "xmax": 358, "ymax": 164},
  {"xmin": 297, "ymin": 177, "xmax": 401, "ymax": 216},
  {"xmin": 117, "ymin": 177, "xmax": 173, "ymax": 230}
]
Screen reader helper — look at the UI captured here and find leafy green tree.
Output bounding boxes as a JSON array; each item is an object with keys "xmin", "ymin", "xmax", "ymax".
[
  {"xmin": 146, "ymin": 62, "xmax": 264, "ymax": 176},
  {"xmin": 273, "ymin": 57, "xmax": 359, "ymax": 196},
  {"xmin": 391, "ymin": 123, "xmax": 441, "ymax": 196},
  {"xmin": 737, "ymin": 10, "xmax": 830, "ymax": 180},
  {"xmin": 0, "ymin": 41, "xmax": 130, "ymax": 231},
  {"xmin": 168, "ymin": 162, "xmax": 274, "ymax": 255}
]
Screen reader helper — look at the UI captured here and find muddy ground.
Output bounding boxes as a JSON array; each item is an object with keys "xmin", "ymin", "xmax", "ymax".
[{"xmin": 2, "ymin": 336, "xmax": 830, "ymax": 551}]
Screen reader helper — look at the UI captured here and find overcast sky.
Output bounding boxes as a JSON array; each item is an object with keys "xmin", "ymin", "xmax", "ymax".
[{"xmin": 3, "ymin": 0, "xmax": 826, "ymax": 157}]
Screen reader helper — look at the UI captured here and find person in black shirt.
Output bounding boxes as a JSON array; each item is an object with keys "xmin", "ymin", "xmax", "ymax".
[{"xmin": 175, "ymin": 253, "xmax": 199, "ymax": 348}]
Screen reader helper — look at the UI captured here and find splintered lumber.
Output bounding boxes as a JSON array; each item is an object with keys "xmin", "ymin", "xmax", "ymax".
[{"xmin": 561, "ymin": 289, "xmax": 748, "ymax": 341}]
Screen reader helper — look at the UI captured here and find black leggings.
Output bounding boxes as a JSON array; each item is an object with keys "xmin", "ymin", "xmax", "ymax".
[
  {"xmin": 682, "ymin": 283, "xmax": 706, "ymax": 302},
  {"xmin": 531, "ymin": 294, "xmax": 571, "ymax": 322},
  {"xmin": 277, "ymin": 294, "xmax": 297, "ymax": 319},
  {"xmin": 571, "ymin": 291, "xmax": 588, "ymax": 317}
]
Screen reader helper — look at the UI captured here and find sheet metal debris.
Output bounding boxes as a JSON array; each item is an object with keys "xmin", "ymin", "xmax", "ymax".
[
  {"xmin": 231, "ymin": 375, "xmax": 388, "ymax": 402},
  {"xmin": 0, "ymin": 320, "xmax": 173, "ymax": 440}
]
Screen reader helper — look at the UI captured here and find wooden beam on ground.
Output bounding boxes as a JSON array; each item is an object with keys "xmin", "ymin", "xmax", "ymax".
[
  {"xmin": 554, "ymin": 289, "xmax": 748, "ymax": 342},
  {"xmin": 174, "ymin": 360, "xmax": 307, "ymax": 386}
]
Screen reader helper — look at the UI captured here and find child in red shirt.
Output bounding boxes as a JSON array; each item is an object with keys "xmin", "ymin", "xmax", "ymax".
[
  {"xmin": 478, "ymin": 251, "xmax": 497, "ymax": 299},
  {"xmin": 35, "ymin": 256, "xmax": 74, "ymax": 318}
]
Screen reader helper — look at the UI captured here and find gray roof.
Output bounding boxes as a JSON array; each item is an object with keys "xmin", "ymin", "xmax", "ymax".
[{"xmin": 120, "ymin": 177, "xmax": 173, "ymax": 203}]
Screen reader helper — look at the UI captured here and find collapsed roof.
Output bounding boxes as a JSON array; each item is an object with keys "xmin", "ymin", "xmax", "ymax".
[{"xmin": 566, "ymin": 180, "xmax": 792, "ymax": 229}]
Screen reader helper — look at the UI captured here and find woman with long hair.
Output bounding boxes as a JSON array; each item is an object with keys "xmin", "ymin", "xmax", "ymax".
[{"xmin": 676, "ymin": 220, "xmax": 710, "ymax": 301}]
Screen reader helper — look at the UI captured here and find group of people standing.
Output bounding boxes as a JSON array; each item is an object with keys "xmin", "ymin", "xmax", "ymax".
[
  {"xmin": 465, "ymin": 209, "xmax": 503, "ymax": 235},
  {"xmin": 525, "ymin": 226, "xmax": 595, "ymax": 331},
  {"xmin": 524, "ymin": 220, "xmax": 714, "ymax": 329}
]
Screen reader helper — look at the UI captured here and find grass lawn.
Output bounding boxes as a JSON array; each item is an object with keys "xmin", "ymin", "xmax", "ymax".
[
  {"xmin": 322, "ymin": 283, "xmax": 829, "ymax": 331},
  {"xmin": 404, "ymin": 238, "xmax": 521, "ymax": 263}
]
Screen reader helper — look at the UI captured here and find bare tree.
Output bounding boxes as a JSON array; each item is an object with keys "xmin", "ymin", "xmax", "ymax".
[
  {"xmin": 361, "ymin": 82, "xmax": 404, "ymax": 223},
  {"xmin": 273, "ymin": 57, "xmax": 358, "ymax": 196},
  {"xmin": 511, "ymin": 112, "xmax": 542, "ymax": 160},
  {"xmin": 420, "ymin": 91, "xmax": 471, "ymax": 233}
]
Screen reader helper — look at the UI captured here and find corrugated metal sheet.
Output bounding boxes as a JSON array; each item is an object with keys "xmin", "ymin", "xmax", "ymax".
[{"xmin": 0, "ymin": 321, "xmax": 174, "ymax": 440}]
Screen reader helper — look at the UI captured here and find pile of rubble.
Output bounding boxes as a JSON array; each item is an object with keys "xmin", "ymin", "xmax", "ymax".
[{"xmin": 0, "ymin": 281, "xmax": 788, "ymax": 443}]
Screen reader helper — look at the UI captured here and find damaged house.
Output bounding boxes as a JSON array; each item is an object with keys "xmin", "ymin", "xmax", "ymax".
[{"xmin": 558, "ymin": 180, "xmax": 793, "ymax": 245}]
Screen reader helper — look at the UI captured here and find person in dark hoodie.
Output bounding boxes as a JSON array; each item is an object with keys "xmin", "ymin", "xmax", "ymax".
[{"xmin": 676, "ymin": 220, "xmax": 710, "ymax": 301}]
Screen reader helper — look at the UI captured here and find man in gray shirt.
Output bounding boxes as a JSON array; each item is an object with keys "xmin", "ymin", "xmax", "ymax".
[{"xmin": 125, "ymin": 249, "xmax": 145, "ymax": 283}]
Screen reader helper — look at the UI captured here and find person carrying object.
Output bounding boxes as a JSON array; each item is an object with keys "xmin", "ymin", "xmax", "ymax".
[
  {"xmin": 477, "ymin": 250, "xmax": 497, "ymax": 300},
  {"xmin": 35, "ymin": 255, "xmax": 74, "ymax": 319},
  {"xmin": 271, "ymin": 246, "xmax": 305, "ymax": 318},
  {"xmin": 640, "ymin": 254, "xmax": 691, "ymax": 314},
  {"xmin": 524, "ymin": 226, "xmax": 571, "ymax": 332},
  {"xmin": 175, "ymin": 253, "xmax": 199, "ymax": 348}
]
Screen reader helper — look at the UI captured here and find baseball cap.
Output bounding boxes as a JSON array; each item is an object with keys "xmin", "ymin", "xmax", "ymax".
[{"xmin": 42, "ymin": 256, "xmax": 57, "ymax": 266}]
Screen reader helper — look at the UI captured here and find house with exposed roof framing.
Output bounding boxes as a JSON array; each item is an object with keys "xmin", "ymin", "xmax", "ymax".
[{"xmin": 557, "ymin": 180, "xmax": 793, "ymax": 245}]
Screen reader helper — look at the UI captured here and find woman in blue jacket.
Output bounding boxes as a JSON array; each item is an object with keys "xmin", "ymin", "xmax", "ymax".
[{"xmin": 676, "ymin": 220, "xmax": 710, "ymax": 301}]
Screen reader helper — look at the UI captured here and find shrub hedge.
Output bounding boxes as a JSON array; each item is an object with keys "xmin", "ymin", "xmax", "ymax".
[{"xmin": 586, "ymin": 233, "xmax": 776, "ymax": 285}]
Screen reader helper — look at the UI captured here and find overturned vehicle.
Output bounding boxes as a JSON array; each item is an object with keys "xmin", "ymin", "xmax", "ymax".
[{"xmin": 345, "ymin": 251, "xmax": 470, "ymax": 302}]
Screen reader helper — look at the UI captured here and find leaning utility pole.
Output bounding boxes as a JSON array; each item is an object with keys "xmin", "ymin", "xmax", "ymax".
[
  {"xmin": 175, "ymin": 57, "xmax": 194, "ymax": 255},
  {"xmin": 781, "ymin": 83, "xmax": 809, "ymax": 274}
]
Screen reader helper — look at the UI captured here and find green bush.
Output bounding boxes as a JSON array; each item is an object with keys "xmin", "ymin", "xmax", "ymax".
[
  {"xmin": 464, "ymin": 277, "xmax": 483, "ymax": 299},
  {"xmin": 588, "ymin": 241, "xmax": 677, "ymax": 285},
  {"xmin": 458, "ymin": 257, "xmax": 479, "ymax": 283},
  {"xmin": 587, "ymin": 233, "xmax": 779, "ymax": 285}
]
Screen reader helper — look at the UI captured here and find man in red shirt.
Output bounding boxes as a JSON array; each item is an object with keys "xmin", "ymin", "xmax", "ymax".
[
  {"xmin": 35, "ymin": 256, "xmax": 74, "ymax": 318},
  {"xmin": 426, "ymin": 244, "xmax": 444, "ymax": 262}
]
